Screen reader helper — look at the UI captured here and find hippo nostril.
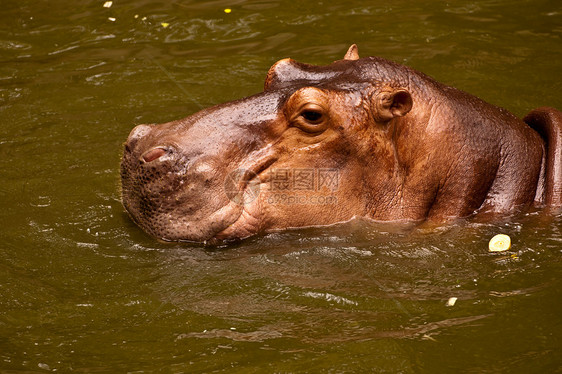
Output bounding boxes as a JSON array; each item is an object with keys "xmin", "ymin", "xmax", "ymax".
[{"xmin": 142, "ymin": 147, "xmax": 168, "ymax": 163}]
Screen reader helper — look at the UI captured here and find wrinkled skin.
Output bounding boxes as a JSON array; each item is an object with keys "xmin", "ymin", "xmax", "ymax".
[{"xmin": 121, "ymin": 45, "xmax": 562, "ymax": 243}]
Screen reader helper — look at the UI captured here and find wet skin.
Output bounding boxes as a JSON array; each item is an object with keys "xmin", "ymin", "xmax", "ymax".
[{"xmin": 121, "ymin": 45, "xmax": 562, "ymax": 243}]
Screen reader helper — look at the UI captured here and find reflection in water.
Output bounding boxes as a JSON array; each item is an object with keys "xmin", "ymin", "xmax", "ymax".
[{"xmin": 150, "ymin": 215, "xmax": 561, "ymax": 350}]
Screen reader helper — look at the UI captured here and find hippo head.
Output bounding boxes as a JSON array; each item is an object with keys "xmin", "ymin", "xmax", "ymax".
[{"xmin": 121, "ymin": 45, "xmax": 417, "ymax": 243}]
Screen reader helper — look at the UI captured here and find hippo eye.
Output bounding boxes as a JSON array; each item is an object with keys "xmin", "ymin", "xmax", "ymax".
[
  {"xmin": 292, "ymin": 103, "xmax": 328, "ymax": 134},
  {"xmin": 301, "ymin": 110, "xmax": 323, "ymax": 123},
  {"xmin": 286, "ymin": 88, "xmax": 330, "ymax": 134}
]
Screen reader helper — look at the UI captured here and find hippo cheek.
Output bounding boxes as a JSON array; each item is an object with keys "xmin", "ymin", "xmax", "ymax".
[{"xmin": 245, "ymin": 163, "xmax": 364, "ymax": 231}]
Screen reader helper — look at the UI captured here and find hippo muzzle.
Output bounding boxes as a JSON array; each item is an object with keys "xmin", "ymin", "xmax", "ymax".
[{"xmin": 121, "ymin": 91, "xmax": 285, "ymax": 242}]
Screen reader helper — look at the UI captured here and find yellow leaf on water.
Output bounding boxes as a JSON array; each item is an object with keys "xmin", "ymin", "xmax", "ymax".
[
  {"xmin": 489, "ymin": 234, "xmax": 511, "ymax": 252},
  {"xmin": 446, "ymin": 297, "xmax": 458, "ymax": 307},
  {"xmin": 224, "ymin": 8, "xmax": 232, "ymax": 14},
  {"xmin": 161, "ymin": 22, "xmax": 170, "ymax": 28}
]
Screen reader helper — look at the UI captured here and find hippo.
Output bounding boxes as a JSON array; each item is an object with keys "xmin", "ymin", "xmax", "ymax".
[{"xmin": 121, "ymin": 45, "xmax": 562, "ymax": 243}]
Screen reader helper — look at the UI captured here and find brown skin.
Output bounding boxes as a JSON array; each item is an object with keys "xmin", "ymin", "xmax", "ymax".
[{"xmin": 121, "ymin": 45, "xmax": 562, "ymax": 243}]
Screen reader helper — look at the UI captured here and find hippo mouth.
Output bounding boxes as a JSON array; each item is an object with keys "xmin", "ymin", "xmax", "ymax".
[
  {"xmin": 211, "ymin": 157, "xmax": 278, "ymax": 241},
  {"xmin": 121, "ymin": 174, "xmax": 244, "ymax": 243}
]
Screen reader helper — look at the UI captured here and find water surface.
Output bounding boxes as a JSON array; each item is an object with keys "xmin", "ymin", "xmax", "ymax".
[{"xmin": 1, "ymin": 0, "xmax": 561, "ymax": 372}]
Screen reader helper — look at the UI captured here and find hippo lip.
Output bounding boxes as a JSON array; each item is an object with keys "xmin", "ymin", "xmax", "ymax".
[{"xmin": 243, "ymin": 156, "xmax": 278, "ymax": 184}]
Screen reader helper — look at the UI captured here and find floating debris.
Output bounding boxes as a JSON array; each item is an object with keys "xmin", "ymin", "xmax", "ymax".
[
  {"xmin": 422, "ymin": 334, "xmax": 438, "ymax": 342},
  {"xmin": 489, "ymin": 234, "xmax": 511, "ymax": 252},
  {"xmin": 446, "ymin": 297, "xmax": 458, "ymax": 307},
  {"xmin": 108, "ymin": 17, "xmax": 116, "ymax": 22},
  {"xmin": 38, "ymin": 363, "xmax": 51, "ymax": 371},
  {"xmin": 161, "ymin": 22, "xmax": 170, "ymax": 28},
  {"xmin": 224, "ymin": 8, "xmax": 232, "ymax": 14},
  {"xmin": 103, "ymin": 1, "xmax": 113, "ymax": 8}
]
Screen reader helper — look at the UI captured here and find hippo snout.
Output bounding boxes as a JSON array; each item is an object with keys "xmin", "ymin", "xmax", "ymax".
[
  {"xmin": 120, "ymin": 120, "xmax": 242, "ymax": 241},
  {"xmin": 124, "ymin": 124, "xmax": 176, "ymax": 164}
]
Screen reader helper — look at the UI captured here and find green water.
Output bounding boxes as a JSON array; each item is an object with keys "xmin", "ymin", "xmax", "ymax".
[{"xmin": 1, "ymin": 0, "xmax": 561, "ymax": 372}]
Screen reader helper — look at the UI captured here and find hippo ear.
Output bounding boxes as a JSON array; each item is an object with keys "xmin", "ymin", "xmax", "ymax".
[
  {"xmin": 373, "ymin": 88, "xmax": 413, "ymax": 122},
  {"xmin": 344, "ymin": 44, "xmax": 360, "ymax": 60}
]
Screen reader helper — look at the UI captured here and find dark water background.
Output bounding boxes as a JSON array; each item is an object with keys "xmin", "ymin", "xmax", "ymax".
[{"xmin": 1, "ymin": 0, "xmax": 561, "ymax": 372}]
